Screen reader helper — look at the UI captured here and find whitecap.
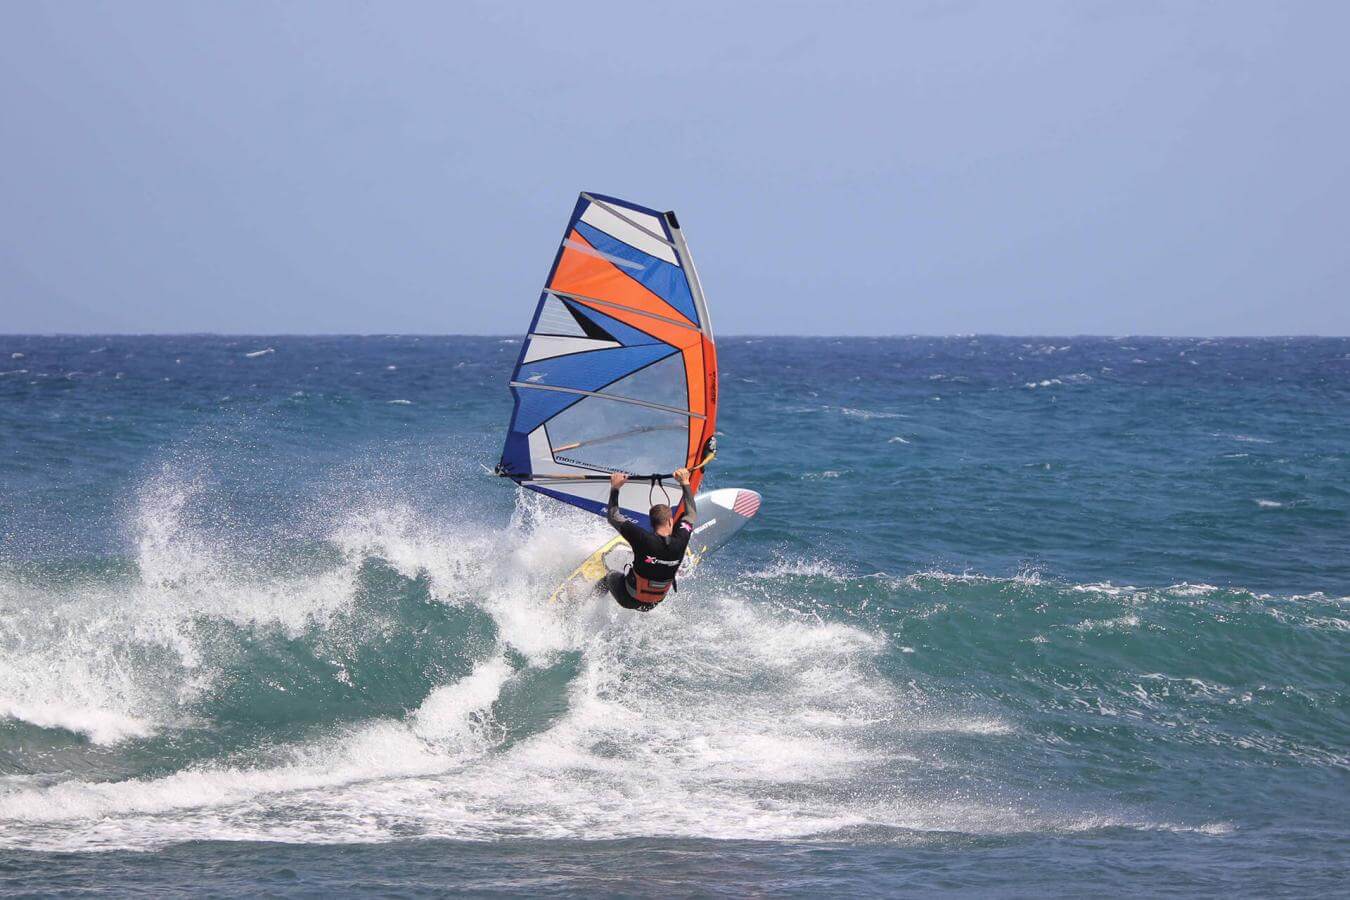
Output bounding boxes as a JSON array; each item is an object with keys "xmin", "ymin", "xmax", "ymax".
[
  {"xmin": 1166, "ymin": 582, "xmax": 1218, "ymax": 597},
  {"xmin": 746, "ymin": 557, "xmax": 848, "ymax": 580},
  {"xmin": 244, "ymin": 347, "xmax": 275, "ymax": 358},
  {"xmin": 838, "ymin": 406, "xmax": 902, "ymax": 420},
  {"xmin": 1070, "ymin": 582, "xmax": 1138, "ymax": 598},
  {"xmin": 1070, "ymin": 614, "xmax": 1141, "ymax": 632},
  {"xmin": 0, "ymin": 700, "xmax": 155, "ymax": 746}
]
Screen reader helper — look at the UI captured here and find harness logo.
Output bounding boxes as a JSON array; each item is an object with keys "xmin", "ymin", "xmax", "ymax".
[{"xmin": 644, "ymin": 555, "xmax": 683, "ymax": 566}]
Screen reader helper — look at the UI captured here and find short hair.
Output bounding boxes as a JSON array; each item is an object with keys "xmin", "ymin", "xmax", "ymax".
[{"xmin": 649, "ymin": 504, "xmax": 672, "ymax": 528}]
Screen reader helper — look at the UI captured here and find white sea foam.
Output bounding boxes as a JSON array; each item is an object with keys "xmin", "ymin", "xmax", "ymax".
[
  {"xmin": 387, "ymin": 399, "xmax": 413, "ymax": 405},
  {"xmin": 410, "ymin": 656, "xmax": 514, "ymax": 745},
  {"xmin": 1, "ymin": 478, "xmax": 983, "ymax": 852},
  {"xmin": 1213, "ymin": 432, "xmax": 1273, "ymax": 444},
  {"xmin": 4, "ymin": 478, "xmax": 1277, "ymax": 855},
  {"xmin": 905, "ymin": 567, "xmax": 1043, "ymax": 588},
  {"xmin": 0, "ymin": 656, "xmax": 508, "ymax": 827},
  {"xmin": 0, "ymin": 475, "xmax": 374, "ymax": 752},
  {"xmin": 1166, "ymin": 582, "xmax": 1218, "ymax": 597},
  {"xmin": 746, "ymin": 556, "xmax": 849, "ymax": 581},
  {"xmin": 0, "ymin": 700, "xmax": 155, "ymax": 745},
  {"xmin": 1255, "ymin": 499, "xmax": 1282, "ymax": 508},
  {"xmin": 838, "ymin": 406, "xmax": 903, "ymax": 420},
  {"xmin": 1070, "ymin": 614, "xmax": 1141, "ymax": 633},
  {"xmin": 1070, "ymin": 581, "xmax": 1137, "ymax": 598},
  {"xmin": 913, "ymin": 716, "xmax": 1015, "ymax": 736},
  {"xmin": 0, "ymin": 546, "xmax": 919, "ymax": 851},
  {"xmin": 244, "ymin": 347, "xmax": 275, "ymax": 358}
]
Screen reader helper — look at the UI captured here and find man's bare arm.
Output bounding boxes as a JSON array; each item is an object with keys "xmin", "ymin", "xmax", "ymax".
[
  {"xmin": 673, "ymin": 467, "xmax": 697, "ymax": 525},
  {"xmin": 607, "ymin": 471, "xmax": 630, "ymax": 531}
]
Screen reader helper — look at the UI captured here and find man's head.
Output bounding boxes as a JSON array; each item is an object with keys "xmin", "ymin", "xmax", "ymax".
[{"xmin": 649, "ymin": 504, "xmax": 673, "ymax": 536}]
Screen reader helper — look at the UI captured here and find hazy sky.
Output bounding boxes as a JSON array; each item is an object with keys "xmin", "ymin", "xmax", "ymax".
[{"xmin": 2, "ymin": 1, "xmax": 1347, "ymax": 335}]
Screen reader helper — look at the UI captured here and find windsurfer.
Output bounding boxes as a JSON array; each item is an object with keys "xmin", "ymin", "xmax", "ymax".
[{"xmin": 601, "ymin": 468, "xmax": 698, "ymax": 611}]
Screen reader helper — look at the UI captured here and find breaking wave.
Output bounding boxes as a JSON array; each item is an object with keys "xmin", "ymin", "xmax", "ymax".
[
  {"xmin": 5, "ymin": 475, "xmax": 1310, "ymax": 853},
  {"xmin": 4, "ymin": 481, "xmax": 1339, "ymax": 853}
]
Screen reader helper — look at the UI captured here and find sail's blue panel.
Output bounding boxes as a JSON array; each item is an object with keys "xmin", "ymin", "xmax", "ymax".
[{"xmin": 511, "ymin": 344, "xmax": 678, "ymax": 433}]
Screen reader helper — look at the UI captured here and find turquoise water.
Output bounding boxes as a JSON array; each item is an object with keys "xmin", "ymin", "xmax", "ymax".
[{"xmin": 1, "ymin": 335, "xmax": 1346, "ymax": 895}]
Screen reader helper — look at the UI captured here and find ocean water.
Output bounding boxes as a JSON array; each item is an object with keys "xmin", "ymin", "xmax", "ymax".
[{"xmin": 0, "ymin": 335, "xmax": 1346, "ymax": 896}]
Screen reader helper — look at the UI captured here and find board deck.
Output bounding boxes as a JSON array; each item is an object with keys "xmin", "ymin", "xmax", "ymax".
[{"xmin": 549, "ymin": 487, "xmax": 762, "ymax": 604}]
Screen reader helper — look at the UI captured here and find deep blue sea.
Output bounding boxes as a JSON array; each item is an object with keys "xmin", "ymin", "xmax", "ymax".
[{"xmin": 1, "ymin": 335, "xmax": 1346, "ymax": 897}]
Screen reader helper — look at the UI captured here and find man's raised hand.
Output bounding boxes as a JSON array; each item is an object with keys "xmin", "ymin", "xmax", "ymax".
[{"xmin": 610, "ymin": 472, "xmax": 628, "ymax": 489}]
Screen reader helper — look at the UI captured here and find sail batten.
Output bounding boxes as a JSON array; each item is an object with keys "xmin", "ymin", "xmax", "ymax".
[
  {"xmin": 507, "ymin": 381, "xmax": 705, "ymax": 418},
  {"xmin": 498, "ymin": 193, "xmax": 718, "ymax": 530},
  {"xmin": 544, "ymin": 290, "xmax": 704, "ymax": 333}
]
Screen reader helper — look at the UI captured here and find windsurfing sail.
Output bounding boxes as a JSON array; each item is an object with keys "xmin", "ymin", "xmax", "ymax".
[{"xmin": 496, "ymin": 192, "xmax": 718, "ymax": 530}]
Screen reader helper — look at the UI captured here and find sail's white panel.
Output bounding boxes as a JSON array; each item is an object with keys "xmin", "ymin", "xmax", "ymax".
[
  {"xmin": 533, "ymin": 294, "xmax": 589, "ymax": 337},
  {"xmin": 580, "ymin": 202, "xmax": 678, "ymax": 265},
  {"xmin": 527, "ymin": 425, "xmax": 568, "ymax": 476},
  {"xmin": 523, "ymin": 335, "xmax": 621, "ymax": 364}
]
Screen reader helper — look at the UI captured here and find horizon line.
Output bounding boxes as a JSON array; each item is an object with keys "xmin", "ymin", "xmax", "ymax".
[{"xmin": 3, "ymin": 332, "xmax": 1348, "ymax": 340}]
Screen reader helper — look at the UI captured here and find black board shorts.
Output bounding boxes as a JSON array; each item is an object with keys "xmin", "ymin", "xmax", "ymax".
[{"xmin": 603, "ymin": 571, "xmax": 661, "ymax": 612}]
